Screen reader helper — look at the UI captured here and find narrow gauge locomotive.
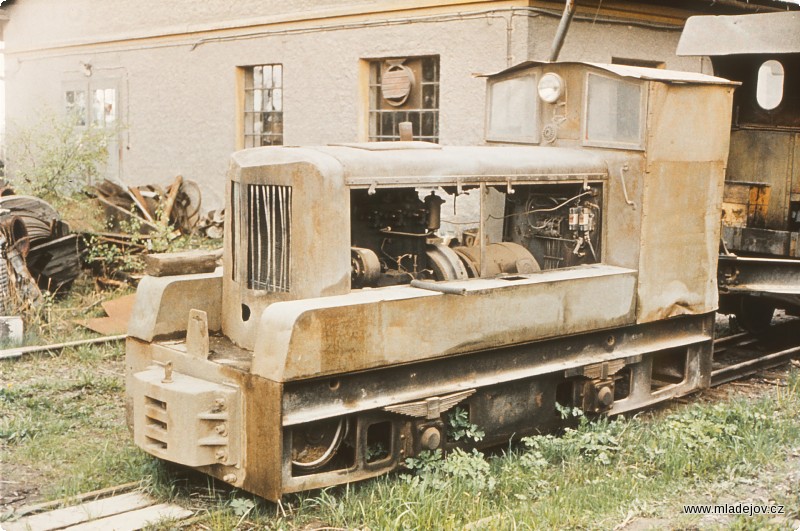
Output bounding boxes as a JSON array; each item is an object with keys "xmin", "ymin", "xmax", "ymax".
[
  {"xmin": 126, "ymin": 62, "xmax": 736, "ymax": 500},
  {"xmin": 678, "ymin": 12, "xmax": 800, "ymax": 333}
]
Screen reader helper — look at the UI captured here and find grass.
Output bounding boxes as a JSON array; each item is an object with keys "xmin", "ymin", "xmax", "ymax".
[
  {"xmin": 0, "ymin": 339, "xmax": 152, "ymax": 502},
  {"xmin": 268, "ymin": 378, "xmax": 800, "ymax": 530},
  {"xmin": 0, "ymin": 276, "xmax": 151, "ymax": 505}
]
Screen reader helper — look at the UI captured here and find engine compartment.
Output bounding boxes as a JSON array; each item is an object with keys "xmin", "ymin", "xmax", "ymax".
[{"xmin": 349, "ymin": 182, "xmax": 603, "ymax": 288}]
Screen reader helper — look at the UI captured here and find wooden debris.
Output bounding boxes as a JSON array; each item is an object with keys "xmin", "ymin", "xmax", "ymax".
[
  {"xmin": 0, "ymin": 334, "xmax": 127, "ymax": 360},
  {"xmin": 91, "ymin": 177, "xmax": 201, "ymax": 235},
  {"xmin": 126, "ymin": 186, "xmax": 156, "ymax": 223},
  {"xmin": 144, "ymin": 248, "xmax": 222, "ymax": 277},
  {"xmin": 3, "ymin": 488, "xmax": 192, "ymax": 531},
  {"xmin": 95, "ymin": 276, "xmax": 132, "ymax": 289},
  {"xmin": 197, "ymin": 208, "xmax": 225, "ymax": 239},
  {"xmin": 76, "ymin": 294, "xmax": 136, "ymax": 335},
  {"xmin": 96, "ymin": 196, "xmax": 161, "ymax": 233},
  {"xmin": 160, "ymin": 174, "xmax": 183, "ymax": 225}
]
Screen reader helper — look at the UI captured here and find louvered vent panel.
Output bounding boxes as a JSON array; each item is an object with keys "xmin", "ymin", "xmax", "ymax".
[{"xmin": 247, "ymin": 184, "xmax": 291, "ymax": 292}]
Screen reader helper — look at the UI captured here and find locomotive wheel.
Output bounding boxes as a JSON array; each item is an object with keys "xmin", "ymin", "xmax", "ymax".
[
  {"xmin": 291, "ymin": 418, "xmax": 346, "ymax": 471},
  {"xmin": 735, "ymin": 296, "xmax": 775, "ymax": 335}
]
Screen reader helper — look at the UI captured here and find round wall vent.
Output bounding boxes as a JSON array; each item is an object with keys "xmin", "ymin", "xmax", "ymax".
[{"xmin": 381, "ymin": 60, "xmax": 415, "ymax": 107}]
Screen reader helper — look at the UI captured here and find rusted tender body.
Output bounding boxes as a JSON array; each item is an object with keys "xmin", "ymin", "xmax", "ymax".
[
  {"xmin": 126, "ymin": 62, "xmax": 735, "ymax": 500},
  {"xmin": 679, "ymin": 12, "xmax": 800, "ymax": 331}
]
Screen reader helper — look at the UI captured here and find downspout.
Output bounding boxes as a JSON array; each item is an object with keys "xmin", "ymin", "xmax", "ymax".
[{"xmin": 549, "ymin": 0, "xmax": 576, "ymax": 61}]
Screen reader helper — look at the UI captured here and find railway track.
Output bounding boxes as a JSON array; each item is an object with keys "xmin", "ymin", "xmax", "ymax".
[{"xmin": 711, "ymin": 317, "xmax": 800, "ymax": 387}]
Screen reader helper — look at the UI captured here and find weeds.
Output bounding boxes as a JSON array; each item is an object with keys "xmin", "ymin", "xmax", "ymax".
[
  {"xmin": 283, "ymin": 373, "xmax": 800, "ymax": 529},
  {"xmin": 446, "ymin": 407, "xmax": 485, "ymax": 443}
]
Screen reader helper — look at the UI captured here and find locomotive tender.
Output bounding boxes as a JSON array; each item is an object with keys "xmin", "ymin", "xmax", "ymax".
[
  {"xmin": 126, "ymin": 61, "xmax": 736, "ymax": 500},
  {"xmin": 679, "ymin": 12, "xmax": 800, "ymax": 333}
]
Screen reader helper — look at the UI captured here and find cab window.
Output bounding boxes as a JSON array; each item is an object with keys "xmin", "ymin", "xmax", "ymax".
[
  {"xmin": 486, "ymin": 73, "xmax": 539, "ymax": 143},
  {"xmin": 584, "ymin": 73, "xmax": 644, "ymax": 149}
]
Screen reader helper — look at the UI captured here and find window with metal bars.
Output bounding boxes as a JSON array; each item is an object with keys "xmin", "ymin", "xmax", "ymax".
[
  {"xmin": 246, "ymin": 184, "xmax": 291, "ymax": 292},
  {"xmin": 368, "ymin": 56, "xmax": 439, "ymax": 142},
  {"xmin": 244, "ymin": 65, "xmax": 283, "ymax": 147}
]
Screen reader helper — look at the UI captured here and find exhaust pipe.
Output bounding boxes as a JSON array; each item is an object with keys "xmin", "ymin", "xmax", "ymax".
[{"xmin": 549, "ymin": 0, "xmax": 576, "ymax": 62}]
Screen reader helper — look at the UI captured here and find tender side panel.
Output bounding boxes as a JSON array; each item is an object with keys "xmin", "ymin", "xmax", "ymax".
[{"xmin": 727, "ymin": 129, "xmax": 796, "ymax": 232}]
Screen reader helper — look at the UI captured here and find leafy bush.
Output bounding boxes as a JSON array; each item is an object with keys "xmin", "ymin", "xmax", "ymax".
[{"xmin": 6, "ymin": 112, "xmax": 115, "ymax": 203}]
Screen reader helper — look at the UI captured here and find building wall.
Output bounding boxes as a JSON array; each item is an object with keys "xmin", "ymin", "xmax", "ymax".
[{"xmin": 3, "ymin": 1, "xmax": 704, "ymax": 209}]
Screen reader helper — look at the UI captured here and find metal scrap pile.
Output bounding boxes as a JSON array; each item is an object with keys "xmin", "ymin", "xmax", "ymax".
[
  {"xmin": 0, "ymin": 174, "xmax": 222, "ymax": 312},
  {"xmin": 0, "ymin": 192, "xmax": 82, "ymax": 312},
  {"xmin": 92, "ymin": 175, "xmax": 202, "ymax": 237}
]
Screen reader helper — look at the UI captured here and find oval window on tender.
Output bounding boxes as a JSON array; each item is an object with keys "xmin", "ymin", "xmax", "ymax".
[{"xmin": 756, "ymin": 60, "xmax": 784, "ymax": 111}]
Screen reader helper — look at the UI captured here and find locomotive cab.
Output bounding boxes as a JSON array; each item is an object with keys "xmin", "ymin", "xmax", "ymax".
[{"xmin": 126, "ymin": 62, "xmax": 735, "ymax": 500}]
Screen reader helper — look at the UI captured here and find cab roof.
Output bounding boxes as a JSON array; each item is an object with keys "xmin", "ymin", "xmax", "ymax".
[
  {"xmin": 485, "ymin": 61, "xmax": 738, "ymax": 86},
  {"xmin": 678, "ymin": 12, "xmax": 800, "ymax": 56}
]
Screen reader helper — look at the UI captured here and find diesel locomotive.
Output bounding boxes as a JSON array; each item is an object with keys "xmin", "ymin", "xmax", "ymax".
[{"xmin": 126, "ymin": 61, "xmax": 736, "ymax": 500}]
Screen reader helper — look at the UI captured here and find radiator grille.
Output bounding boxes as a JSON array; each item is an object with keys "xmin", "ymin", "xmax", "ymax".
[
  {"xmin": 230, "ymin": 182, "xmax": 239, "ymax": 281},
  {"xmin": 247, "ymin": 184, "xmax": 291, "ymax": 292},
  {"xmin": 144, "ymin": 395, "xmax": 168, "ymax": 450}
]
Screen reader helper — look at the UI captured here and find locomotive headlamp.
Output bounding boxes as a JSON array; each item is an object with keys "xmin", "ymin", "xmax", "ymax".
[{"xmin": 538, "ymin": 73, "xmax": 564, "ymax": 103}]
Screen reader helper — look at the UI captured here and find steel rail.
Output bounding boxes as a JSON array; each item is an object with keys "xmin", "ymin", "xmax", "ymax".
[{"xmin": 711, "ymin": 319, "xmax": 800, "ymax": 387}]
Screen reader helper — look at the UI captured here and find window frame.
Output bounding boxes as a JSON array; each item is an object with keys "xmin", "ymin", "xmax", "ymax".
[
  {"xmin": 484, "ymin": 70, "xmax": 541, "ymax": 145},
  {"xmin": 755, "ymin": 59, "xmax": 784, "ymax": 111},
  {"xmin": 62, "ymin": 77, "xmax": 121, "ymax": 181},
  {"xmin": 367, "ymin": 56, "xmax": 440, "ymax": 143},
  {"xmin": 242, "ymin": 64, "xmax": 284, "ymax": 148},
  {"xmin": 582, "ymin": 72, "xmax": 647, "ymax": 151}
]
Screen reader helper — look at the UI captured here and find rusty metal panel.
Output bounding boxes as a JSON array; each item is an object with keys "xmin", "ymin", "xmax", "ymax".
[
  {"xmin": 637, "ymin": 161, "xmax": 723, "ymax": 321},
  {"xmin": 636, "ymin": 82, "xmax": 733, "ymax": 322},
  {"xmin": 722, "ymin": 181, "xmax": 771, "ymax": 228},
  {"xmin": 719, "ymin": 255, "xmax": 800, "ymax": 296},
  {"xmin": 677, "ymin": 13, "xmax": 800, "ymax": 57},
  {"xmin": 132, "ymin": 367, "xmax": 242, "ymax": 468},
  {"xmin": 224, "ymin": 149, "xmax": 352, "ymax": 351},
  {"xmin": 281, "ymin": 314, "xmax": 712, "ymax": 426},
  {"xmin": 645, "ymin": 83, "xmax": 735, "ymax": 163},
  {"xmin": 324, "ymin": 145, "xmax": 608, "ymax": 187},
  {"xmin": 128, "ymin": 270, "xmax": 222, "ymax": 342},
  {"xmin": 251, "ymin": 264, "xmax": 637, "ymax": 382},
  {"xmin": 727, "ymin": 129, "xmax": 794, "ymax": 231},
  {"xmin": 793, "ymin": 133, "xmax": 800, "ymax": 197},
  {"xmin": 722, "ymin": 225, "xmax": 800, "ymax": 257}
]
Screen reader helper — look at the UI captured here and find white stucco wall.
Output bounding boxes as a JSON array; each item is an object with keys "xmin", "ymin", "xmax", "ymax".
[
  {"xmin": 3, "ymin": 1, "xmax": 703, "ymax": 210},
  {"xmin": 532, "ymin": 16, "xmax": 702, "ymax": 72}
]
